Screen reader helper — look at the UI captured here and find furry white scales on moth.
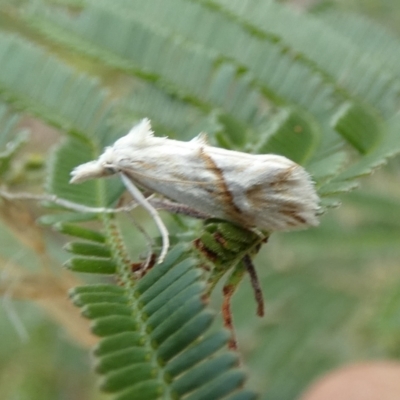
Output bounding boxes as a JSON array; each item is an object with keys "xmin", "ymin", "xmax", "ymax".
[{"xmin": 70, "ymin": 118, "xmax": 320, "ymax": 263}]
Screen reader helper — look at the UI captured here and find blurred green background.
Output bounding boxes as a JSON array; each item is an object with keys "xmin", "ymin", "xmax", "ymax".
[
  {"xmin": 319, "ymin": 0, "xmax": 400, "ymax": 33},
  {"xmin": 0, "ymin": 0, "xmax": 400, "ymax": 399}
]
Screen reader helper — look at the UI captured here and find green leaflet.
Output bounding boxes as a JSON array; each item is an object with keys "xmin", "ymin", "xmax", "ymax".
[
  {"xmin": 256, "ymin": 107, "xmax": 320, "ymax": 164},
  {"xmin": 0, "ymin": 1, "xmax": 400, "ymax": 399},
  {"xmin": 68, "ymin": 246, "xmax": 256, "ymax": 399},
  {"xmin": 0, "ymin": 102, "xmax": 31, "ymax": 179},
  {"xmin": 331, "ymin": 101, "xmax": 383, "ymax": 154}
]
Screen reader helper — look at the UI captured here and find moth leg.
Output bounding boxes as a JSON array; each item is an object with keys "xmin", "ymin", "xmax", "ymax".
[
  {"xmin": 222, "ymin": 263, "xmax": 246, "ymax": 350},
  {"xmin": 242, "ymin": 254, "xmax": 265, "ymax": 317},
  {"xmin": 120, "ymin": 173, "xmax": 169, "ymax": 264},
  {"xmin": 131, "ymin": 253, "xmax": 157, "ymax": 276}
]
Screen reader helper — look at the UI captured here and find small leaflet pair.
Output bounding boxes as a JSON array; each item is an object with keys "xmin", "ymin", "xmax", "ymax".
[{"xmin": 70, "ymin": 119, "xmax": 320, "ymax": 349}]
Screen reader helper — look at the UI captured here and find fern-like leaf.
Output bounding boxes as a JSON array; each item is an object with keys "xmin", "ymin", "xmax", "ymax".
[{"xmin": 68, "ymin": 245, "xmax": 256, "ymax": 399}]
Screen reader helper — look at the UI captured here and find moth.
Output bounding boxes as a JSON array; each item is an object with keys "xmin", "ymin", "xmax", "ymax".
[{"xmin": 70, "ymin": 119, "xmax": 320, "ymax": 262}]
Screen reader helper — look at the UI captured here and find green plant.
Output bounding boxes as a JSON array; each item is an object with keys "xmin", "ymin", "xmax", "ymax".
[{"xmin": 0, "ymin": 1, "xmax": 400, "ymax": 399}]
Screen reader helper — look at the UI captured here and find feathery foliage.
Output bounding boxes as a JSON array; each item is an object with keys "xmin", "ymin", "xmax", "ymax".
[{"xmin": 0, "ymin": 0, "xmax": 399, "ymax": 399}]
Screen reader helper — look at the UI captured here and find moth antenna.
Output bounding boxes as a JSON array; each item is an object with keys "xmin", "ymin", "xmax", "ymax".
[
  {"xmin": 0, "ymin": 188, "xmax": 139, "ymax": 214},
  {"xmin": 0, "ymin": 188, "xmax": 208, "ymax": 220},
  {"xmin": 120, "ymin": 173, "xmax": 169, "ymax": 264}
]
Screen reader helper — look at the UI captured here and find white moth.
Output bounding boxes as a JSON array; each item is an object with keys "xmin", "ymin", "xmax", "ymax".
[{"xmin": 70, "ymin": 119, "xmax": 320, "ymax": 262}]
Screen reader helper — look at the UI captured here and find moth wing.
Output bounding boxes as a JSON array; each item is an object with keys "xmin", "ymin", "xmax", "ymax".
[
  {"xmin": 114, "ymin": 118, "xmax": 156, "ymax": 147},
  {"xmin": 205, "ymin": 150, "xmax": 320, "ymax": 231},
  {"xmin": 190, "ymin": 132, "xmax": 209, "ymax": 145}
]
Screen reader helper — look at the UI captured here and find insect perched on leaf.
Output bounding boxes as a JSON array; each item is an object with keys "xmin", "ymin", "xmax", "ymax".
[
  {"xmin": 70, "ymin": 119, "xmax": 320, "ymax": 260},
  {"xmin": 0, "ymin": 118, "xmax": 319, "ymax": 348},
  {"xmin": 69, "ymin": 118, "xmax": 320, "ymax": 348}
]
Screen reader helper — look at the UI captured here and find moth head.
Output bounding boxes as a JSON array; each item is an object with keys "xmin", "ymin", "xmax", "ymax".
[
  {"xmin": 70, "ymin": 148, "xmax": 118, "ymax": 183},
  {"xmin": 70, "ymin": 118, "xmax": 154, "ymax": 184}
]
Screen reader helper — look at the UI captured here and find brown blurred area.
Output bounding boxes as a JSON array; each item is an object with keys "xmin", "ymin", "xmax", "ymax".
[{"xmin": 301, "ymin": 362, "xmax": 400, "ymax": 400}]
